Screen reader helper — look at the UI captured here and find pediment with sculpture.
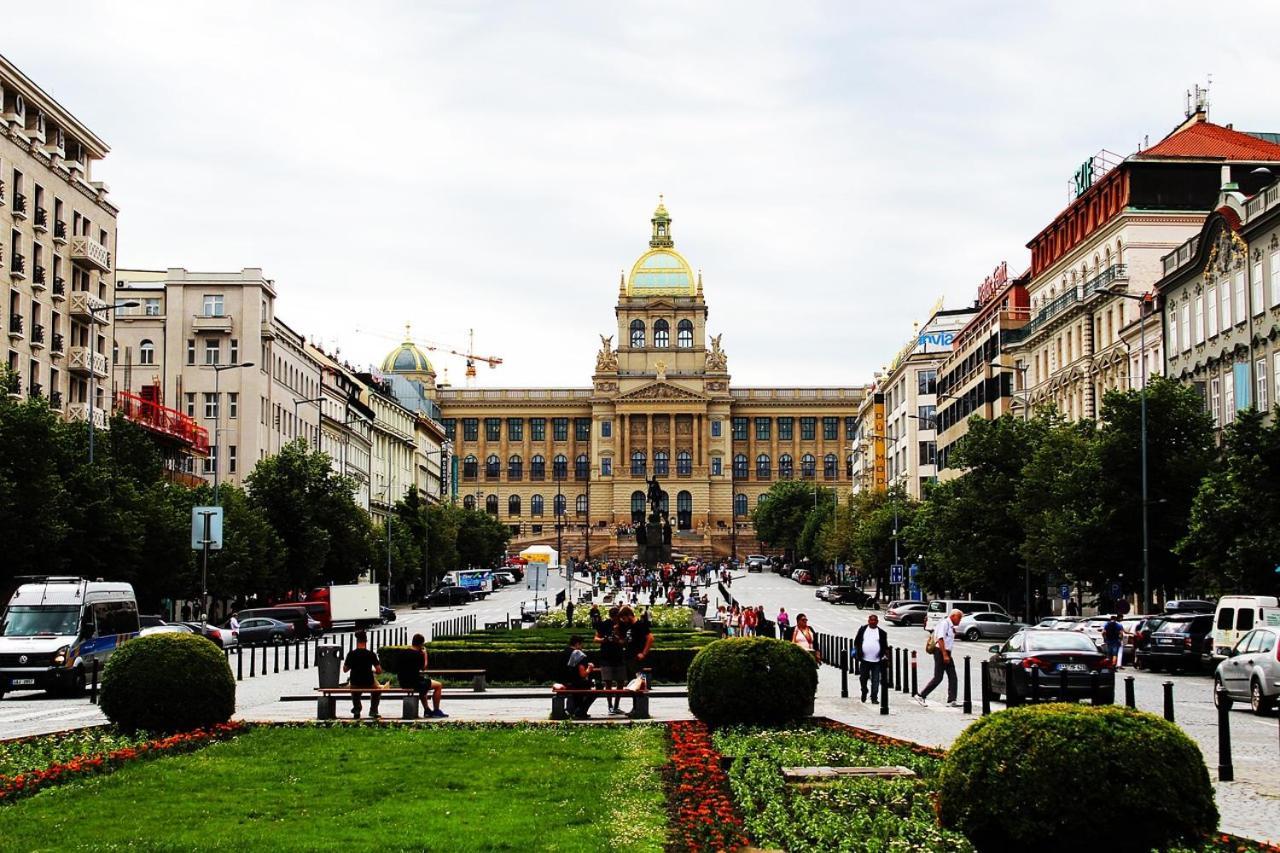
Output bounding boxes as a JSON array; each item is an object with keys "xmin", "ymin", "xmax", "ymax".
[{"xmin": 615, "ymin": 381, "xmax": 707, "ymax": 402}]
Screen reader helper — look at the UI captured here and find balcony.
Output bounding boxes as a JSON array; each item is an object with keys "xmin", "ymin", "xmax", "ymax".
[
  {"xmin": 192, "ymin": 313, "xmax": 234, "ymax": 334},
  {"xmin": 12, "ymin": 193, "xmax": 27, "ymax": 220},
  {"xmin": 32, "ymin": 265, "xmax": 46, "ymax": 290},
  {"xmin": 1084, "ymin": 264, "xmax": 1129, "ymax": 296},
  {"xmin": 51, "ymin": 277, "xmax": 65, "ymax": 301},
  {"xmin": 50, "ymin": 332, "xmax": 65, "ymax": 356},
  {"xmin": 8, "ymin": 314, "xmax": 23, "ymax": 340},
  {"xmin": 3, "ymin": 373, "xmax": 20, "ymax": 397},
  {"xmin": 68, "ymin": 290, "xmax": 109, "ymax": 322},
  {"xmin": 69, "ymin": 235, "xmax": 111, "ymax": 272},
  {"xmin": 114, "ymin": 391, "xmax": 210, "ymax": 455},
  {"xmin": 66, "ymin": 402, "xmax": 107, "ymax": 430},
  {"xmin": 50, "ymin": 390, "xmax": 62, "ymax": 409},
  {"xmin": 29, "ymin": 382, "xmax": 42, "ymax": 399},
  {"xmin": 68, "ymin": 346, "xmax": 108, "ymax": 379},
  {"xmin": 53, "ymin": 220, "xmax": 67, "ymax": 245},
  {"xmin": 30, "ymin": 323, "xmax": 45, "ymax": 349},
  {"xmin": 10, "ymin": 253, "xmax": 26, "ymax": 281},
  {"xmin": 33, "ymin": 207, "xmax": 48, "ymax": 232}
]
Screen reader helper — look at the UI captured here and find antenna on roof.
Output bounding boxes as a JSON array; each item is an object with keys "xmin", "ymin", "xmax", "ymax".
[{"xmin": 1186, "ymin": 79, "xmax": 1211, "ymax": 119}]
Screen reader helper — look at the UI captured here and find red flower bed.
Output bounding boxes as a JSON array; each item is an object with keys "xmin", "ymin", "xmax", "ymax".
[
  {"xmin": 667, "ymin": 720, "xmax": 749, "ymax": 852},
  {"xmin": 0, "ymin": 722, "xmax": 244, "ymax": 804}
]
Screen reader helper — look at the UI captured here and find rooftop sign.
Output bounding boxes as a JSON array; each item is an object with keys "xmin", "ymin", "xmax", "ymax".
[{"xmin": 977, "ymin": 262, "xmax": 1009, "ymax": 306}]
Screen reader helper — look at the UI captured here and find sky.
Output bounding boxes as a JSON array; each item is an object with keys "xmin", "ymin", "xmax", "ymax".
[{"xmin": 6, "ymin": 1, "xmax": 1280, "ymax": 387}]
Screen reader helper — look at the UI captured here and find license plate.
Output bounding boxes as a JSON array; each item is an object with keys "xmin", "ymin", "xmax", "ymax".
[
  {"xmin": 1157, "ymin": 638, "xmax": 1176, "ymax": 645},
  {"xmin": 1056, "ymin": 664, "xmax": 1086, "ymax": 672},
  {"xmin": 11, "ymin": 678, "xmax": 35, "ymax": 686}
]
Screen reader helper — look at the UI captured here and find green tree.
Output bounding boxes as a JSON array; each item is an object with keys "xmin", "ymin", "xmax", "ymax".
[
  {"xmin": 455, "ymin": 507, "xmax": 510, "ymax": 569},
  {"xmin": 0, "ymin": 394, "xmax": 74, "ymax": 585},
  {"xmin": 752, "ymin": 480, "xmax": 821, "ymax": 560},
  {"xmin": 829, "ymin": 487, "xmax": 917, "ymax": 597}
]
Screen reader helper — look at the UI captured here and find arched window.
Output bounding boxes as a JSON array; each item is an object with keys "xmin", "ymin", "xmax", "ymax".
[
  {"xmin": 654, "ymin": 450, "xmax": 669, "ymax": 475},
  {"xmin": 653, "ymin": 319, "xmax": 670, "ymax": 348},
  {"xmin": 801, "ymin": 454, "xmax": 816, "ymax": 479},
  {"xmin": 575, "ymin": 494, "xmax": 587, "ymax": 515},
  {"xmin": 676, "ymin": 450, "xmax": 692, "ymax": 476},
  {"xmin": 139, "ymin": 339, "xmax": 155, "ymax": 365},
  {"xmin": 846, "ymin": 454, "xmax": 854, "ymax": 478},
  {"xmin": 733, "ymin": 453, "xmax": 748, "ymax": 479},
  {"xmin": 756, "ymin": 454, "xmax": 771, "ymax": 479},
  {"xmin": 553, "ymin": 454, "xmax": 568, "ymax": 480},
  {"xmin": 485, "ymin": 494, "xmax": 498, "ymax": 515},
  {"xmin": 659, "ymin": 490, "xmax": 669, "ymax": 515},
  {"xmin": 508, "ymin": 455, "xmax": 523, "ymax": 480},
  {"xmin": 575, "ymin": 453, "xmax": 589, "ymax": 480},
  {"xmin": 677, "ymin": 490, "xmax": 692, "ymax": 530},
  {"xmin": 677, "ymin": 319, "xmax": 693, "ymax": 348},
  {"xmin": 463, "ymin": 494, "xmax": 476, "ymax": 510},
  {"xmin": 631, "ymin": 451, "xmax": 646, "ymax": 477},
  {"xmin": 734, "ymin": 493, "xmax": 748, "ymax": 517},
  {"xmin": 631, "ymin": 491, "xmax": 645, "ymax": 524},
  {"xmin": 531, "ymin": 494, "xmax": 544, "ymax": 516},
  {"xmin": 463, "ymin": 455, "xmax": 478, "ymax": 479},
  {"xmin": 630, "ymin": 319, "xmax": 645, "ymax": 348},
  {"xmin": 779, "ymin": 454, "xmax": 794, "ymax": 479},
  {"xmin": 508, "ymin": 495, "xmax": 521, "ymax": 516},
  {"xmin": 531, "ymin": 454, "xmax": 546, "ymax": 480},
  {"xmin": 757, "ymin": 493, "xmax": 768, "ymax": 506},
  {"xmin": 554, "ymin": 494, "xmax": 566, "ymax": 517},
  {"xmin": 485, "ymin": 454, "xmax": 500, "ymax": 479},
  {"xmin": 824, "ymin": 453, "xmax": 838, "ymax": 479}
]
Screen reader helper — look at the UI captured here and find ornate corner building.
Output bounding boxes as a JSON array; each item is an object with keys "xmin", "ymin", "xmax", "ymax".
[{"xmin": 384, "ymin": 202, "xmax": 866, "ymax": 559}]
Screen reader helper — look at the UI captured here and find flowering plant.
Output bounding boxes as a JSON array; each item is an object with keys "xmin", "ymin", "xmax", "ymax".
[{"xmin": 667, "ymin": 720, "xmax": 749, "ymax": 852}]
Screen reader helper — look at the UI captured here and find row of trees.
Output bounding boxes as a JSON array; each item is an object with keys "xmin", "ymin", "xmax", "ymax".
[
  {"xmin": 0, "ymin": 394, "xmax": 509, "ymax": 611},
  {"xmin": 754, "ymin": 377, "xmax": 1279, "ymax": 612}
]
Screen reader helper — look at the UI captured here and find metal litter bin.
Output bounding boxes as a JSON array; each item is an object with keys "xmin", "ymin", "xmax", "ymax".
[{"xmin": 316, "ymin": 644, "xmax": 342, "ymax": 688}]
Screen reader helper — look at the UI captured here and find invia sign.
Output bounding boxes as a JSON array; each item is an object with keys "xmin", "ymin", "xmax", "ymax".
[{"xmin": 917, "ymin": 330, "xmax": 955, "ymax": 349}]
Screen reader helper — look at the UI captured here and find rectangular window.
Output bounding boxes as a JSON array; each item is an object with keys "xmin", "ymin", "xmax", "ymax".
[
  {"xmin": 800, "ymin": 417, "xmax": 816, "ymax": 440},
  {"xmin": 143, "ymin": 298, "xmax": 161, "ymax": 316},
  {"xmin": 204, "ymin": 445, "xmax": 217, "ymax": 475},
  {"xmin": 1271, "ymin": 251, "xmax": 1280, "ymax": 307},
  {"xmin": 229, "ymin": 339, "xmax": 239, "ymax": 363},
  {"xmin": 204, "ymin": 339, "xmax": 220, "ymax": 365},
  {"xmin": 1256, "ymin": 358, "xmax": 1268, "ymax": 411},
  {"xmin": 1206, "ymin": 285, "xmax": 1218, "ymax": 338},
  {"xmin": 203, "ymin": 392, "xmax": 218, "ymax": 420},
  {"xmin": 916, "ymin": 368, "xmax": 937, "ymax": 395},
  {"xmin": 228, "ymin": 446, "xmax": 237, "ymax": 475},
  {"xmin": 462, "ymin": 418, "xmax": 478, "ymax": 441},
  {"xmin": 1167, "ymin": 311, "xmax": 1178, "ymax": 355},
  {"xmin": 485, "ymin": 418, "xmax": 501, "ymax": 441},
  {"xmin": 202, "ymin": 294, "xmax": 224, "ymax": 316},
  {"xmin": 507, "ymin": 418, "xmax": 523, "ymax": 441},
  {"xmin": 228, "ymin": 392, "xmax": 238, "ymax": 419},
  {"xmin": 754, "ymin": 417, "xmax": 771, "ymax": 440},
  {"xmin": 575, "ymin": 418, "xmax": 591, "ymax": 441},
  {"xmin": 442, "ymin": 418, "xmax": 456, "ymax": 440},
  {"xmin": 1194, "ymin": 297, "xmax": 1204, "ymax": 345},
  {"xmin": 917, "ymin": 404, "xmax": 936, "ymax": 428},
  {"xmin": 552, "ymin": 418, "xmax": 569, "ymax": 441},
  {"xmin": 1224, "ymin": 370, "xmax": 1235, "ymax": 424},
  {"xmin": 1219, "ymin": 279, "xmax": 1231, "ymax": 330},
  {"xmin": 601, "ymin": 457, "xmax": 612, "ymax": 476},
  {"xmin": 1252, "ymin": 262, "xmax": 1265, "ymax": 317},
  {"xmin": 186, "ymin": 339, "xmax": 196, "ymax": 365},
  {"xmin": 184, "ymin": 392, "xmax": 195, "ymax": 417},
  {"xmin": 918, "ymin": 441, "xmax": 937, "ymax": 466},
  {"xmin": 845, "ymin": 416, "xmax": 857, "ymax": 439},
  {"xmin": 1180, "ymin": 303, "xmax": 1191, "ymax": 352},
  {"xmin": 823, "ymin": 416, "xmax": 838, "ymax": 440},
  {"xmin": 710, "ymin": 420, "xmax": 722, "ymax": 438},
  {"xmin": 711, "ymin": 457, "xmax": 722, "ymax": 476},
  {"xmin": 1233, "ymin": 272, "xmax": 1245, "ymax": 324},
  {"xmin": 600, "ymin": 419, "xmax": 611, "ymax": 438},
  {"xmin": 1274, "ymin": 352, "xmax": 1280, "ymax": 411},
  {"xmin": 777, "ymin": 417, "xmax": 793, "ymax": 440},
  {"xmin": 531, "ymin": 418, "xmax": 546, "ymax": 441},
  {"xmin": 731, "ymin": 417, "xmax": 747, "ymax": 440}
]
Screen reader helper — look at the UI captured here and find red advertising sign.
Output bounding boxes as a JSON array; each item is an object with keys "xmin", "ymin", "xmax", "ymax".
[{"xmin": 977, "ymin": 261, "xmax": 1009, "ymax": 306}]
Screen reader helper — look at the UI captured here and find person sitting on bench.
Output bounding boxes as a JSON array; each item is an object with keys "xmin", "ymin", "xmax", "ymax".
[
  {"xmin": 342, "ymin": 631, "xmax": 382, "ymax": 720},
  {"xmin": 563, "ymin": 635, "xmax": 598, "ymax": 719},
  {"xmin": 401, "ymin": 633, "xmax": 447, "ymax": 718}
]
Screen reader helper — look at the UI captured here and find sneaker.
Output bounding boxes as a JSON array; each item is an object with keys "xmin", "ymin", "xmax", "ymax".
[
  {"xmin": 352, "ymin": 711, "xmax": 362, "ymax": 719},
  {"xmin": 913, "ymin": 696, "xmax": 928, "ymax": 707},
  {"xmin": 946, "ymin": 701, "xmax": 961, "ymax": 708},
  {"xmin": 431, "ymin": 709, "xmax": 449, "ymax": 718},
  {"xmin": 609, "ymin": 707, "xmax": 625, "ymax": 715},
  {"xmin": 860, "ymin": 691, "xmax": 868, "ymax": 702},
  {"xmin": 369, "ymin": 713, "xmax": 381, "ymax": 720}
]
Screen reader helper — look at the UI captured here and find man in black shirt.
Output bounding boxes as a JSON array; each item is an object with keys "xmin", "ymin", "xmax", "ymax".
[
  {"xmin": 619, "ymin": 605, "xmax": 653, "ymax": 686},
  {"xmin": 342, "ymin": 631, "xmax": 382, "ymax": 720}
]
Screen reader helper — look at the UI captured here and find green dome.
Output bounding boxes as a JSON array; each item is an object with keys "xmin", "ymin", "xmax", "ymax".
[{"xmin": 381, "ymin": 338, "xmax": 433, "ymax": 375}]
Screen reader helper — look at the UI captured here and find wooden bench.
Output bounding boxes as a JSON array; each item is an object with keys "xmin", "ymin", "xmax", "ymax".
[
  {"xmin": 425, "ymin": 669, "xmax": 487, "ymax": 692},
  {"xmin": 550, "ymin": 685, "xmax": 649, "ymax": 720},
  {"xmin": 315, "ymin": 687, "xmax": 429, "ymax": 720}
]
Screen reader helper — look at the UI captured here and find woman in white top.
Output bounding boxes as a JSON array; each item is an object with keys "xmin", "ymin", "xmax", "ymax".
[{"xmin": 791, "ymin": 614, "xmax": 821, "ymax": 663}]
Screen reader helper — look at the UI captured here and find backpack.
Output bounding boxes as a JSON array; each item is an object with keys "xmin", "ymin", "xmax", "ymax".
[{"xmin": 925, "ymin": 631, "xmax": 937, "ymax": 654}]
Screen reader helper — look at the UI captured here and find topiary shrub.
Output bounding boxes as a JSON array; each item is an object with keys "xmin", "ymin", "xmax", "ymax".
[
  {"xmin": 687, "ymin": 637, "xmax": 817, "ymax": 727},
  {"xmin": 938, "ymin": 703, "xmax": 1217, "ymax": 853},
  {"xmin": 100, "ymin": 633, "xmax": 235, "ymax": 733}
]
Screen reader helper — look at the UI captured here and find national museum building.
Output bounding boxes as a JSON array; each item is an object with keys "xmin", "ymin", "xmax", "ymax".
[{"xmin": 382, "ymin": 202, "xmax": 866, "ymax": 559}]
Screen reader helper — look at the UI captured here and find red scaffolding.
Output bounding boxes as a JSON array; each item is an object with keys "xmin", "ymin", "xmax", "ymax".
[{"xmin": 114, "ymin": 390, "xmax": 210, "ymax": 455}]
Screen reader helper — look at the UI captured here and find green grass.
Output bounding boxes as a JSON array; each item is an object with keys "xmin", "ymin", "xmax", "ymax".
[{"xmin": 0, "ymin": 724, "xmax": 668, "ymax": 852}]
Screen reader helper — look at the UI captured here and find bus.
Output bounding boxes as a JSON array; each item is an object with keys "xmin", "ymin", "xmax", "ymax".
[{"xmin": 442, "ymin": 570, "xmax": 494, "ymax": 598}]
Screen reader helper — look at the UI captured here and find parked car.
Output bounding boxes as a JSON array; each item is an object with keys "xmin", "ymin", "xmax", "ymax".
[
  {"xmin": 1135, "ymin": 614, "xmax": 1215, "ymax": 673},
  {"xmin": 415, "ymin": 587, "xmax": 475, "ymax": 608},
  {"xmin": 1164, "ymin": 599, "xmax": 1215, "ymax": 615},
  {"xmin": 139, "ymin": 624, "xmax": 194, "ymax": 638},
  {"xmin": 238, "ymin": 606, "xmax": 324, "ymax": 639},
  {"xmin": 179, "ymin": 621, "xmax": 237, "ymax": 648},
  {"xmin": 378, "ymin": 606, "xmax": 396, "ymax": 624},
  {"xmin": 1130, "ymin": 616, "xmax": 1169, "ymax": 665},
  {"xmin": 236, "ymin": 617, "xmax": 295, "ymax": 645},
  {"xmin": 494, "ymin": 572, "xmax": 518, "ymax": 587},
  {"xmin": 924, "ymin": 599, "xmax": 1007, "ymax": 632},
  {"xmin": 791, "ymin": 569, "xmax": 814, "ymax": 585},
  {"xmin": 1050, "ymin": 617, "xmax": 1084, "ymax": 631},
  {"xmin": 986, "ymin": 629, "xmax": 1116, "ymax": 703},
  {"xmin": 1071, "ymin": 617, "xmax": 1113, "ymax": 651},
  {"xmin": 746, "ymin": 555, "xmax": 768, "ymax": 572},
  {"xmin": 957, "ymin": 612, "xmax": 1024, "ymax": 641},
  {"xmin": 826, "ymin": 586, "xmax": 874, "ymax": 607},
  {"xmin": 138, "ymin": 614, "xmax": 166, "ymax": 629},
  {"xmin": 1212, "ymin": 595, "xmax": 1280, "ymax": 658},
  {"xmin": 885, "ymin": 602, "xmax": 928, "ymax": 626},
  {"xmin": 1213, "ymin": 625, "xmax": 1280, "ymax": 714},
  {"xmin": 815, "ymin": 585, "xmax": 835, "ymax": 601}
]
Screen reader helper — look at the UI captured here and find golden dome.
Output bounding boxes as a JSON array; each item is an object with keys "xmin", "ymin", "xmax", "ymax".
[
  {"xmin": 626, "ymin": 197, "xmax": 697, "ymax": 297},
  {"xmin": 381, "ymin": 326, "xmax": 434, "ymax": 376}
]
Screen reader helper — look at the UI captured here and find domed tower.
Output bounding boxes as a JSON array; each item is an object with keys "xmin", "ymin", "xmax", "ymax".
[{"xmin": 381, "ymin": 325, "xmax": 437, "ymax": 391}]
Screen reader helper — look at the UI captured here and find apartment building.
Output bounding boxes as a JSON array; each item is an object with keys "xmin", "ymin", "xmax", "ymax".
[
  {"xmin": 1, "ymin": 53, "xmax": 118, "ymax": 429},
  {"xmin": 358, "ymin": 372, "xmax": 418, "ymax": 522},
  {"xmin": 308, "ymin": 343, "xmax": 374, "ymax": 512}
]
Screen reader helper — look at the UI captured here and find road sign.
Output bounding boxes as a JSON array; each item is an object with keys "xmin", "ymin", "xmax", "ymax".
[
  {"xmin": 191, "ymin": 506, "xmax": 223, "ymax": 550},
  {"xmin": 889, "ymin": 564, "xmax": 903, "ymax": 585},
  {"xmin": 1110, "ymin": 582, "xmax": 1122, "ymax": 599},
  {"xmin": 1060, "ymin": 584, "xmax": 1071, "ymax": 600}
]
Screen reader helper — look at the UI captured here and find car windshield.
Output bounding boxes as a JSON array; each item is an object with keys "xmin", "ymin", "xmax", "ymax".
[
  {"xmin": 928, "ymin": 601, "xmax": 947, "ymax": 613},
  {"xmin": 1156, "ymin": 618, "xmax": 1208, "ymax": 634},
  {"xmin": 1025, "ymin": 632, "xmax": 1097, "ymax": 652},
  {"xmin": 1, "ymin": 606, "xmax": 81, "ymax": 637}
]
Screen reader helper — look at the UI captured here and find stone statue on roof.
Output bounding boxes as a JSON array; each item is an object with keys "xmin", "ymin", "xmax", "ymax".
[
  {"xmin": 596, "ymin": 334, "xmax": 618, "ymax": 372},
  {"xmin": 706, "ymin": 334, "xmax": 727, "ymax": 371}
]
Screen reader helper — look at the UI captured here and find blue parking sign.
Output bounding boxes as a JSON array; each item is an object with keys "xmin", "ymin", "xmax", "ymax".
[
  {"xmin": 1059, "ymin": 584, "xmax": 1070, "ymax": 600},
  {"xmin": 1110, "ymin": 582, "xmax": 1122, "ymax": 599}
]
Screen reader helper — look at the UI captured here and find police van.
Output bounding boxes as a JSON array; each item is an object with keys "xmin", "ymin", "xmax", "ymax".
[{"xmin": 0, "ymin": 577, "xmax": 139, "ymax": 698}]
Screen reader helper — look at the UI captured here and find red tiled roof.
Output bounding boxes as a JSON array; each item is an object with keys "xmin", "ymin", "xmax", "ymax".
[{"xmin": 1138, "ymin": 119, "xmax": 1280, "ymax": 160}]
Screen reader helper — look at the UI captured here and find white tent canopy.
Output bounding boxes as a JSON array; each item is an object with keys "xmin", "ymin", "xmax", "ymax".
[{"xmin": 519, "ymin": 545, "xmax": 559, "ymax": 568}]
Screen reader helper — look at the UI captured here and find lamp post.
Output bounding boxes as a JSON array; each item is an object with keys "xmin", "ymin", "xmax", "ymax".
[
  {"xmin": 87, "ymin": 300, "xmax": 140, "ymax": 464},
  {"xmin": 1111, "ymin": 291, "xmax": 1155, "ymax": 613},
  {"xmin": 207, "ymin": 361, "xmax": 254, "ymax": 506}
]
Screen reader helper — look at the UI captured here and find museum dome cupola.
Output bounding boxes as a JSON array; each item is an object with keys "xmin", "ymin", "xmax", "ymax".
[
  {"xmin": 650, "ymin": 195, "xmax": 674, "ymax": 249},
  {"xmin": 626, "ymin": 197, "xmax": 697, "ymax": 297},
  {"xmin": 381, "ymin": 324, "xmax": 434, "ymax": 379}
]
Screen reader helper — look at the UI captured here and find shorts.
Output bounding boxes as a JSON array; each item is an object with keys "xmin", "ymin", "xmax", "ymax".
[{"xmin": 600, "ymin": 665, "xmax": 627, "ymax": 684}]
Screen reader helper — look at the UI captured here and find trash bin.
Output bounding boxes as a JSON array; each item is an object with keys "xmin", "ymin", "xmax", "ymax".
[{"xmin": 316, "ymin": 644, "xmax": 342, "ymax": 688}]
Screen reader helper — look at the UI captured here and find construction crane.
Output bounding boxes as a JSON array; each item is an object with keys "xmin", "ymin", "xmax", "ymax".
[{"xmin": 359, "ymin": 325, "xmax": 503, "ymax": 386}]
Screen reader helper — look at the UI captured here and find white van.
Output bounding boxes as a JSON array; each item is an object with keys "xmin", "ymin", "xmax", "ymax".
[
  {"xmin": 0, "ymin": 577, "xmax": 139, "ymax": 698},
  {"xmin": 1213, "ymin": 595, "xmax": 1280, "ymax": 658},
  {"xmin": 924, "ymin": 599, "xmax": 1007, "ymax": 632}
]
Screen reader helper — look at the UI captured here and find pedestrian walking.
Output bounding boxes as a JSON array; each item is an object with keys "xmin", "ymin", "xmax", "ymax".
[
  {"xmin": 854, "ymin": 614, "xmax": 887, "ymax": 703},
  {"xmin": 776, "ymin": 607, "xmax": 792, "ymax": 641},
  {"xmin": 1103, "ymin": 613, "xmax": 1124, "ymax": 669},
  {"xmin": 342, "ymin": 631, "xmax": 383, "ymax": 720},
  {"xmin": 791, "ymin": 614, "xmax": 821, "ymax": 663},
  {"xmin": 916, "ymin": 609, "xmax": 961, "ymax": 708}
]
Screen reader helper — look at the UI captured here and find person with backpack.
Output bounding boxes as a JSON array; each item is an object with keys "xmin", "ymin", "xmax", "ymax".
[
  {"xmin": 1102, "ymin": 614, "xmax": 1124, "ymax": 669},
  {"xmin": 562, "ymin": 635, "xmax": 598, "ymax": 719},
  {"xmin": 853, "ymin": 614, "xmax": 888, "ymax": 703}
]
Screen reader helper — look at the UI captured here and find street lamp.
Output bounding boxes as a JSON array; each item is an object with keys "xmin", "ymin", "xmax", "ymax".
[
  {"xmin": 1112, "ymin": 290, "xmax": 1156, "ymax": 614},
  {"xmin": 206, "ymin": 361, "xmax": 254, "ymax": 506},
  {"xmin": 87, "ymin": 300, "xmax": 140, "ymax": 464}
]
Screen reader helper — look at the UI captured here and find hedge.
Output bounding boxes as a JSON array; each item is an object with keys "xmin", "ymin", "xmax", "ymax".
[
  {"xmin": 99, "ymin": 634, "xmax": 236, "ymax": 734},
  {"xmin": 687, "ymin": 637, "xmax": 817, "ymax": 726}
]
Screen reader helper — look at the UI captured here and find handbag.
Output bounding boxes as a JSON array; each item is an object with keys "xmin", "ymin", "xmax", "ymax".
[{"xmin": 925, "ymin": 632, "xmax": 937, "ymax": 654}]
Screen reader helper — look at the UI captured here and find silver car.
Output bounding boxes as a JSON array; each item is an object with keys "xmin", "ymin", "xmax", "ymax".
[
  {"xmin": 1214, "ymin": 625, "xmax": 1280, "ymax": 715},
  {"xmin": 957, "ymin": 612, "xmax": 1024, "ymax": 641}
]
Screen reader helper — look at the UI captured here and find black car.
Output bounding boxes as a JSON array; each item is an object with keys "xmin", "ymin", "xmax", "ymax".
[
  {"xmin": 987, "ymin": 629, "xmax": 1116, "ymax": 703},
  {"xmin": 1134, "ymin": 614, "xmax": 1215, "ymax": 673},
  {"xmin": 236, "ymin": 617, "xmax": 294, "ymax": 645},
  {"xmin": 379, "ymin": 606, "xmax": 396, "ymax": 623},
  {"xmin": 825, "ymin": 586, "xmax": 874, "ymax": 607},
  {"xmin": 415, "ymin": 587, "xmax": 475, "ymax": 608}
]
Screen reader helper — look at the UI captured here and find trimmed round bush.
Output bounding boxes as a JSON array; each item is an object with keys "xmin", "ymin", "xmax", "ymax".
[
  {"xmin": 100, "ymin": 633, "xmax": 235, "ymax": 733},
  {"xmin": 938, "ymin": 703, "xmax": 1217, "ymax": 853},
  {"xmin": 687, "ymin": 637, "xmax": 817, "ymax": 727}
]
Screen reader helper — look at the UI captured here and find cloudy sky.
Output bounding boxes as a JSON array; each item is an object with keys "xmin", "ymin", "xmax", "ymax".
[{"xmin": 6, "ymin": 2, "xmax": 1279, "ymax": 386}]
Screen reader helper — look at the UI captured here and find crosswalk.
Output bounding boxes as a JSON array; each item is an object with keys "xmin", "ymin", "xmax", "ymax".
[{"xmin": 0, "ymin": 696, "xmax": 107, "ymax": 739}]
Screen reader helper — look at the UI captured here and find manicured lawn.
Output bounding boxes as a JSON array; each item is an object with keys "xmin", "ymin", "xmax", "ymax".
[{"xmin": 0, "ymin": 724, "xmax": 667, "ymax": 852}]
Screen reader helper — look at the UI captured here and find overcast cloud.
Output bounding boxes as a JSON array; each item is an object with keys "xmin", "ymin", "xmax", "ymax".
[{"xmin": 5, "ymin": 2, "xmax": 1279, "ymax": 386}]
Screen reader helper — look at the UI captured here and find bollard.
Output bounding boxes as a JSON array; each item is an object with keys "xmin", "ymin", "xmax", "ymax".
[
  {"xmin": 880, "ymin": 658, "xmax": 889, "ymax": 715},
  {"xmin": 274, "ymin": 644, "xmax": 280, "ymax": 674},
  {"xmin": 899, "ymin": 649, "xmax": 908, "ymax": 693},
  {"xmin": 262, "ymin": 643, "xmax": 268, "ymax": 674},
  {"xmin": 980, "ymin": 661, "xmax": 991, "ymax": 715},
  {"xmin": 911, "ymin": 651, "xmax": 919, "ymax": 696},
  {"xmin": 1217, "ymin": 687, "xmax": 1234, "ymax": 782},
  {"xmin": 1031, "ymin": 666, "xmax": 1041, "ymax": 703},
  {"xmin": 1005, "ymin": 663, "xmax": 1018, "ymax": 706},
  {"xmin": 284, "ymin": 642, "xmax": 290, "ymax": 671},
  {"xmin": 963, "ymin": 656, "xmax": 972, "ymax": 714},
  {"xmin": 1124, "ymin": 676, "xmax": 1135, "ymax": 708},
  {"xmin": 1090, "ymin": 671, "xmax": 1101, "ymax": 706},
  {"xmin": 294, "ymin": 641, "xmax": 300, "ymax": 670},
  {"xmin": 840, "ymin": 649, "xmax": 849, "ymax": 699},
  {"xmin": 1059, "ymin": 670, "xmax": 1069, "ymax": 702},
  {"xmin": 1163, "ymin": 681, "xmax": 1175, "ymax": 722},
  {"xmin": 250, "ymin": 645, "xmax": 257, "ymax": 677},
  {"xmin": 304, "ymin": 640, "xmax": 309, "ymax": 669},
  {"xmin": 89, "ymin": 659, "xmax": 100, "ymax": 705},
  {"xmin": 237, "ymin": 647, "xmax": 243, "ymax": 681}
]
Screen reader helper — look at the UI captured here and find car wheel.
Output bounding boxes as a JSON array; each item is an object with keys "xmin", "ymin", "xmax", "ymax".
[
  {"xmin": 964, "ymin": 629, "xmax": 980, "ymax": 641},
  {"xmin": 1251, "ymin": 679, "xmax": 1275, "ymax": 715}
]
